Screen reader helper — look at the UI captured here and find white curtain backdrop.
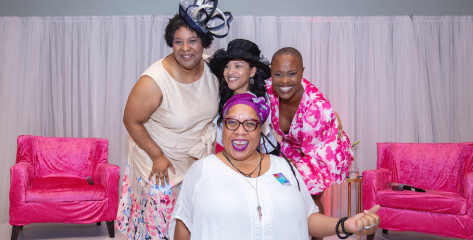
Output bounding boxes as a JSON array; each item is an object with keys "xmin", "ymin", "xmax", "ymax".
[{"xmin": 1, "ymin": 15, "xmax": 472, "ymax": 224}]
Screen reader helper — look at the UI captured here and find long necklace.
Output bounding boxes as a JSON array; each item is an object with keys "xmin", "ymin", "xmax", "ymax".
[{"xmin": 223, "ymin": 151, "xmax": 264, "ymax": 221}]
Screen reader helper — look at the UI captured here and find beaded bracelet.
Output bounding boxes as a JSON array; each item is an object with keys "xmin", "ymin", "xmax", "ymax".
[{"xmin": 335, "ymin": 217, "xmax": 353, "ymax": 239}]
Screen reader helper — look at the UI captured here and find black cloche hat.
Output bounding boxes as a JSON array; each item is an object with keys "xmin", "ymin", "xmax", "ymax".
[{"xmin": 208, "ymin": 39, "xmax": 271, "ymax": 80}]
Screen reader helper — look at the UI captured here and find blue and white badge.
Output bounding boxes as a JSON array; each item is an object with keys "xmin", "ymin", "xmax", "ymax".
[{"xmin": 274, "ymin": 173, "xmax": 291, "ymax": 186}]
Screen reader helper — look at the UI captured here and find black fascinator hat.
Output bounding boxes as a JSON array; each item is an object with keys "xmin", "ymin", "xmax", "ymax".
[
  {"xmin": 179, "ymin": 0, "xmax": 233, "ymax": 40},
  {"xmin": 208, "ymin": 39, "xmax": 271, "ymax": 80}
]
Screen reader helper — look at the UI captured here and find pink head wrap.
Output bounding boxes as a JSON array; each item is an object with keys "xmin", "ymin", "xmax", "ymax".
[{"xmin": 222, "ymin": 93, "xmax": 270, "ymax": 123}]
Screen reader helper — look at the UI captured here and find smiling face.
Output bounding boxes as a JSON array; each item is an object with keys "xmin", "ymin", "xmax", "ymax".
[
  {"xmin": 172, "ymin": 27, "xmax": 204, "ymax": 70},
  {"xmin": 223, "ymin": 59, "xmax": 257, "ymax": 95},
  {"xmin": 271, "ymin": 54, "xmax": 305, "ymax": 101},
  {"xmin": 222, "ymin": 104, "xmax": 261, "ymax": 161}
]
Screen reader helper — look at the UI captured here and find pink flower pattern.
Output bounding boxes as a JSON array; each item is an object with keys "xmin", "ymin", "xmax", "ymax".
[
  {"xmin": 116, "ymin": 161, "xmax": 180, "ymax": 239},
  {"xmin": 266, "ymin": 78, "xmax": 353, "ymax": 195}
]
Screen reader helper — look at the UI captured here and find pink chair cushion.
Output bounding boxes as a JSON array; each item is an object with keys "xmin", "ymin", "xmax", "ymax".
[
  {"xmin": 377, "ymin": 188, "xmax": 467, "ymax": 215},
  {"xmin": 26, "ymin": 177, "xmax": 106, "ymax": 203}
]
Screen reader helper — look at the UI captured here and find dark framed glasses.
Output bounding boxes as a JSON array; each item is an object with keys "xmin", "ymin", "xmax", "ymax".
[{"xmin": 223, "ymin": 118, "xmax": 260, "ymax": 132}]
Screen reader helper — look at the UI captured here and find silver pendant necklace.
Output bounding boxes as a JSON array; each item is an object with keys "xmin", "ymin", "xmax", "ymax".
[{"xmin": 223, "ymin": 151, "xmax": 264, "ymax": 221}]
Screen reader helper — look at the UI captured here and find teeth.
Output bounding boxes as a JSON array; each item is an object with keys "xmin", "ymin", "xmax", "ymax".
[
  {"xmin": 233, "ymin": 140, "xmax": 248, "ymax": 145},
  {"xmin": 228, "ymin": 77, "xmax": 239, "ymax": 81},
  {"xmin": 279, "ymin": 86, "xmax": 293, "ymax": 92}
]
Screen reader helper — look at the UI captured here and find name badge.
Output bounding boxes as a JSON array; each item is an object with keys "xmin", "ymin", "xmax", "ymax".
[{"xmin": 274, "ymin": 173, "xmax": 291, "ymax": 186}]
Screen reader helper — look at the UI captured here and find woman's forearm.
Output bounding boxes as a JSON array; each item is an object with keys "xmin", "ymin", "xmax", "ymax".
[
  {"xmin": 308, "ymin": 213, "xmax": 342, "ymax": 237},
  {"xmin": 124, "ymin": 118, "xmax": 163, "ymax": 160}
]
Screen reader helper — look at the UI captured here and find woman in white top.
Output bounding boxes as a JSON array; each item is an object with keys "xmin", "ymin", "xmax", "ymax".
[{"xmin": 170, "ymin": 93, "xmax": 380, "ymax": 240}]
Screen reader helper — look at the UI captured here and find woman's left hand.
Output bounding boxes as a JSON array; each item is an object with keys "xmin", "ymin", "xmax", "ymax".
[{"xmin": 344, "ymin": 205, "xmax": 381, "ymax": 235}]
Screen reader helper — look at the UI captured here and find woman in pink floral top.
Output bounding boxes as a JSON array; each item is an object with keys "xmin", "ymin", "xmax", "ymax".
[{"xmin": 266, "ymin": 48, "xmax": 353, "ymax": 232}]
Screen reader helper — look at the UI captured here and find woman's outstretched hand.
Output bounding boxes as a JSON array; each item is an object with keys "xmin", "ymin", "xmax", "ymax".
[
  {"xmin": 344, "ymin": 205, "xmax": 381, "ymax": 235},
  {"xmin": 149, "ymin": 155, "xmax": 176, "ymax": 187}
]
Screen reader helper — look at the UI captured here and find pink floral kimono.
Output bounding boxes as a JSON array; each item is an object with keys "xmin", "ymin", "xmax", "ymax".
[{"xmin": 266, "ymin": 78, "xmax": 353, "ymax": 195}]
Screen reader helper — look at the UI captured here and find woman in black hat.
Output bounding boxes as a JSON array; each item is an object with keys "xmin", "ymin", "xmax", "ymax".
[
  {"xmin": 116, "ymin": 1, "xmax": 232, "ymax": 239},
  {"xmin": 209, "ymin": 39, "xmax": 281, "ymax": 155}
]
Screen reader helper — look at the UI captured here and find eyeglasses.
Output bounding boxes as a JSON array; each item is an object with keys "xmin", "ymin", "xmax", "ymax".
[{"xmin": 223, "ymin": 118, "xmax": 260, "ymax": 132}]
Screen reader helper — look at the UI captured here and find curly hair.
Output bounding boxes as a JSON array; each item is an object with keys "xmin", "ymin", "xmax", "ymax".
[
  {"xmin": 217, "ymin": 62, "xmax": 267, "ymax": 124},
  {"xmin": 164, "ymin": 14, "xmax": 213, "ymax": 49}
]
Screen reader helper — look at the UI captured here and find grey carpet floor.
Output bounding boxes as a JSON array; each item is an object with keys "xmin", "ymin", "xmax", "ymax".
[{"xmin": 0, "ymin": 223, "xmax": 463, "ymax": 240}]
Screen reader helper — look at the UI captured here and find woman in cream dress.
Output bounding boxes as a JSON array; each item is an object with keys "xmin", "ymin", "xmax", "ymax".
[{"xmin": 116, "ymin": 1, "xmax": 233, "ymax": 239}]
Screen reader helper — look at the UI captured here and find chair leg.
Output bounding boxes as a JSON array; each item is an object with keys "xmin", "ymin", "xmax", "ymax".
[
  {"xmin": 367, "ymin": 233, "xmax": 375, "ymax": 240},
  {"xmin": 11, "ymin": 225, "xmax": 22, "ymax": 240},
  {"xmin": 97, "ymin": 222, "xmax": 101, "ymax": 225},
  {"xmin": 382, "ymin": 228, "xmax": 388, "ymax": 234},
  {"xmin": 106, "ymin": 220, "xmax": 115, "ymax": 238}
]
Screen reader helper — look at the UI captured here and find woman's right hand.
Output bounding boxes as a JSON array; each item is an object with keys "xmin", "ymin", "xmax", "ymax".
[
  {"xmin": 344, "ymin": 205, "xmax": 381, "ymax": 235},
  {"xmin": 149, "ymin": 155, "xmax": 176, "ymax": 187}
]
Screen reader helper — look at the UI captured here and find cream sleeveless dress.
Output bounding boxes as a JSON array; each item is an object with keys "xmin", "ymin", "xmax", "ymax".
[{"xmin": 116, "ymin": 57, "xmax": 218, "ymax": 240}]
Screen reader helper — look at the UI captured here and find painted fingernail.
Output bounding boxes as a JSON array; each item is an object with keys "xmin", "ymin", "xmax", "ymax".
[{"xmin": 364, "ymin": 210, "xmax": 369, "ymax": 214}]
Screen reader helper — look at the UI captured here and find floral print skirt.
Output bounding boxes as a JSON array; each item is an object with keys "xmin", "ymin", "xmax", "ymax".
[{"xmin": 116, "ymin": 161, "xmax": 181, "ymax": 240}]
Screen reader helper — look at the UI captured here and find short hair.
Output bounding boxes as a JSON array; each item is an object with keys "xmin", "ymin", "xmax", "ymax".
[
  {"xmin": 164, "ymin": 14, "xmax": 213, "ymax": 49},
  {"xmin": 271, "ymin": 47, "xmax": 304, "ymax": 66}
]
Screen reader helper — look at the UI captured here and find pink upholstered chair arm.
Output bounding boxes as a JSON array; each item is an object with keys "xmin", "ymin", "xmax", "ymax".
[
  {"xmin": 94, "ymin": 163, "xmax": 120, "ymax": 197},
  {"xmin": 93, "ymin": 163, "xmax": 120, "ymax": 208},
  {"xmin": 94, "ymin": 163, "xmax": 120, "ymax": 220},
  {"xmin": 9, "ymin": 162, "xmax": 31, "ymax": 208},
  {"xmin": 463, "ymin": 172, "xmax": 473, "ymax": 217},
  {"xmin": 363, "ymin": 168, "xmax": 390, "ymax": 210}
]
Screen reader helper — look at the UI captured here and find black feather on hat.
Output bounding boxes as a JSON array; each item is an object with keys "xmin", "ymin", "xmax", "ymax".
[{"xmin": 208, "ymin": 39, "xmax": 271, "ymax": 80}]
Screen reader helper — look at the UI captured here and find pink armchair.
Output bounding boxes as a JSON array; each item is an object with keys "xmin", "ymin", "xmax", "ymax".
[
  {"xmin": 363, "ymin": 142, "xmax": 473, "ymax": 239},
  {"xmin": 9, "ymin": 135, "xmax": 120, "ymax": 240}
]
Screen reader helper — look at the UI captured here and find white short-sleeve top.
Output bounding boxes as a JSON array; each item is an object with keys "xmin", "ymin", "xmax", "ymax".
[{"xmin": 169, "ymin": 154, "xmax": 319, "ymax": 240}]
